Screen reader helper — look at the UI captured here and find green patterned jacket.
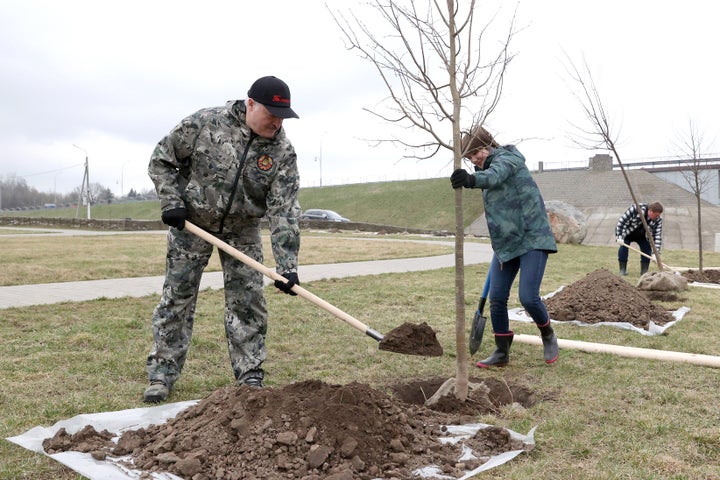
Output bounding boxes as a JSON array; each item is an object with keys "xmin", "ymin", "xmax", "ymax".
[{"xmin": 469, "ymin": 145, "xmax": 557, "ymax": 263}]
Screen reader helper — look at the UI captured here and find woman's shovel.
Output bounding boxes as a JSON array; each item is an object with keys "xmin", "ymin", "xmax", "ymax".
[{"xmin": 469, "ymin": 270, "xmax": 491, "ymax": 355}]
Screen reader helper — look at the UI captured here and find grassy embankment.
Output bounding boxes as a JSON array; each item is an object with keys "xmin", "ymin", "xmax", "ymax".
[{"xmin": 0, "ymin": 177, "xmax": 484, "ymax": 232}]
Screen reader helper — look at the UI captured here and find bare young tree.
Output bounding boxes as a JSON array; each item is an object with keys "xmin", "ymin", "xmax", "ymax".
[
  {"xmin": 673, "ymin": 119, "xmax": 713, "ymax": 272},
  {"xmin": 564, "ymin": 54, "xmax": 664, "ymax": 270},
  {"xmin": 330, "ymin": 0, "xmax": 516, "ymax": 401}
]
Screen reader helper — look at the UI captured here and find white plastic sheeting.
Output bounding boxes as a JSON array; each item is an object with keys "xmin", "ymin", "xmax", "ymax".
[
  {"xmin": 509, "ymin": 285, "xmax": 690, "ymax": 336},
  {"xmin": 7, "ymin": 402, "xmax": 535, "ymax": 480}
]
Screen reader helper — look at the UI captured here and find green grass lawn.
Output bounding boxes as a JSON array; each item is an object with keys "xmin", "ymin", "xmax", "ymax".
[{"xmin": 1, "ymin": 238, "xmax": 719, "ymax": 479}]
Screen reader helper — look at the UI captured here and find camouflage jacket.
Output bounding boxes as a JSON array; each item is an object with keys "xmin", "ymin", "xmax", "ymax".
[
  {"xmin": 469, "ymin": 145, "xmax": 557, "ymax": 263},
  {"xmin": 148, "ymin": 100, "xmax": 301, "ymax": 274},
  {"xmin": 615, "ymin": 203, "xmax": 663, "ymax": 252}
]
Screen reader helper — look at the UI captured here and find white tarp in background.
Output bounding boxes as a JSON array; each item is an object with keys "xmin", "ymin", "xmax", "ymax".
[
  {"xmin": 509, "ymin": 286, "xmax": 690, "ymax": 336},
  {"xmin": 7, "ymin": 402, "xmax": 535, "ymax": 480},
  {"xmin": 688, "ymin": 281, "xmax": 720, "ymax": 289}
]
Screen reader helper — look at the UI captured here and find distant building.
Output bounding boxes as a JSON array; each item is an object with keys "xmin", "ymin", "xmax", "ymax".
[
  {"xmin": 648, "ymin": 162, "xmax": 719, "ymax": 206},
  {"xmin": 589, "ymin": 154, "xmax": 719, "ymax": 206}
]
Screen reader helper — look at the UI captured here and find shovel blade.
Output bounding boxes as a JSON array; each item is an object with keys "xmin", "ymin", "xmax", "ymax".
[{"xmin": 469, "ymin": 310, "xmax": 487, "ymax": 356}]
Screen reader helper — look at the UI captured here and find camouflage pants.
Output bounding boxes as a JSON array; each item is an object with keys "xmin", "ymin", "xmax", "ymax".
[{"xmin": 146, "ymin": 226, "xmax": 267, "ymax": 389}]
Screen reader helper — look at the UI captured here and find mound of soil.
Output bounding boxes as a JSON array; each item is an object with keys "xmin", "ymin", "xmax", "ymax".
[
  {"xmin": 544, "ymin": 268, "xmax": 675, "ymax": 328},
  {"xmin": 43, "ymin": 378, "xmax": 535, "ymax": 480},
  {"xmin": 682, "ymin": 269, "xmax": 720, "ymax": 284}
]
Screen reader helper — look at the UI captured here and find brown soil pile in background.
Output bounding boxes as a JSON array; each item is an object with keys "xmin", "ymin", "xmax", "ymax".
[
  {"xmin": 43, "ymin": 378, "xmax": 535, "ymax": 480},
  {"xmin": 544, "ymin": 268, "xmax": 675, "ymax": 328},
  {"xmin": 682, "ymin": 269, "xmax": 720, "ymax": 284}
]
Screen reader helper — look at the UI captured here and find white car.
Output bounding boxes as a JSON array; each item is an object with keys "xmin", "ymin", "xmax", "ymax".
[{"xmin": 300, "ymin": 209, "xmax": 350, "ymax": 222}]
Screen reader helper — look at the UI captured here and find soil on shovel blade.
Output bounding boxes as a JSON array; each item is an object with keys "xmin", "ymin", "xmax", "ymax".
[
  {"xmin": 544, "ymin": 268, "xmax": 675, "ymax": 329},
  {"xmin": 378, "ymin": 321, "xmax": 444, "ymax": 357},
  {"xmin": 43, "ymin": 378, "xmax": 536, "ymax": 480}
]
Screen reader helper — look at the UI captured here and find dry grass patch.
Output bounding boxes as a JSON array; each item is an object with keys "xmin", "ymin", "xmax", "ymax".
[{"xmin": 0, "ymin": 233, "xmax": 453, "ymax": 286}]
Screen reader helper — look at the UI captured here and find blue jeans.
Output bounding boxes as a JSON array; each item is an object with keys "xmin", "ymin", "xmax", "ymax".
[{"xmin": 488, "ymin": 250, "xmax": 550, "ymax": 334}]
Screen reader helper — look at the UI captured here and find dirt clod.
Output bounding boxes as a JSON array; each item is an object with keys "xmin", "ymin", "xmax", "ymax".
[
  {"xmin": 42, "ymin": 425, "xmax": 114, "ymax": 454},
  {"xmin": 44, "ymin": 378, "xmax": 535, "ymax": 479},
  {"xmin": 544, "ymin": 268, "xmax": 675, "ymax": 329}
]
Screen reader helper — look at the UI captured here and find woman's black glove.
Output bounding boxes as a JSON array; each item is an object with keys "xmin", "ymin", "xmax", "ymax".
[
  {"xmin": 274, "ymin": 272, "xmax": 300, "ymax": 296},
  {"xmin": 161, "ymin": 207, "xmax": 187, "ymax": 230},
  {"xmin": 450, "ymin": 169, "xmax": 475, "ymax": 189}
]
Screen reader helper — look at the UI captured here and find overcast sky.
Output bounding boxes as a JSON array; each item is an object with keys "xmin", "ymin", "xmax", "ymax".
[{"xmin": 1, "ymin": 0, "xmax": 718, "ymax": 197}]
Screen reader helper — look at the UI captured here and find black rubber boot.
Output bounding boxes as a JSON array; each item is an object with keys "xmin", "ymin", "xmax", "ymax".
[
  {"xmin": 619, "ymin": 261, "xmax": 628, "ymax": 276},
  {"xmin": 640, "ymin": 262, "xmax": 649, "ymax": 275},
  {"xmin": 476, "ymin": 332, "xmax": 514, "ymax": 368},
  {"xmin": 538, "ymin": 321, "xmax": 559, "ymax": 364}
]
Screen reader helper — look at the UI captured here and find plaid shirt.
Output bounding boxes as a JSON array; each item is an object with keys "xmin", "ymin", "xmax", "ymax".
[{"xmin": 615, "ymin": 203, "xmax": 663, "ymax": 252}]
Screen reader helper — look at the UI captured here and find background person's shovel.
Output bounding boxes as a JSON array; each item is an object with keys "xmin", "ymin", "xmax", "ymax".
[{"xmin": 469, "ymin": 270, "xmax": 491, "ymax": 355}]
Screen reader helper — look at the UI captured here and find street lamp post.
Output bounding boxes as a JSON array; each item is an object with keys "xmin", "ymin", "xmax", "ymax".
[
  {"xmin": 120, "ymin": 161, "xmax": 129, "ymax": 199},
  {"xmin": 315, "ymin": 152, "xmax": 323, "ymax": 188},
  {"xmin": 72, "ymin": 144, "xmax": 91, "ymax": 219},
  {"xmin": 317, "ymin": 132, "xmax": 327, "ymax": 187}
]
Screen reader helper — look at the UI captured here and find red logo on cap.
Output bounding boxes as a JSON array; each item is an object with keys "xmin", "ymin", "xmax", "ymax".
[{"xmin": 272, "ymin": 95, "xmax": 291, "ymax": 105}]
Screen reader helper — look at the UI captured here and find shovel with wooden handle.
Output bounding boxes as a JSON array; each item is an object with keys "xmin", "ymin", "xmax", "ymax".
[
  {"xmin": 469, "ymin": 269, "xmax": 491, "ymax": 356},
  {"xmin": 184, "ymin": 221, "xmax": 385, "ymax": 341},
  {"xmin": 616, "ymin": 239, "xmax": 684, "ymax": 271}
]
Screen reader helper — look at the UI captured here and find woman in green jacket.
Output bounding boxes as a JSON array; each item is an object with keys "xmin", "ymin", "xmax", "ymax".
[{"xmin": 451, "ymin": 126, "xmax": 559, "ymax": 368}]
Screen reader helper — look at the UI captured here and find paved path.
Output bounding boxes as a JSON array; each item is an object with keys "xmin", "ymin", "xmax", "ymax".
[{"xmin": 0, "ymin": 239, "xmax": 493, "ymax": 310}]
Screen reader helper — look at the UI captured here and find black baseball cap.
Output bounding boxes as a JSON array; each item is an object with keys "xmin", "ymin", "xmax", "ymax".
[{"xmin": 247, "ymin": 76, "xmax": 299, "ymax": 119}]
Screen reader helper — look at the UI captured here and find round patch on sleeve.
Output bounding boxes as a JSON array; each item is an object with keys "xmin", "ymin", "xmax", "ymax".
[{"xmin": 257, "ymin": 155, "xmax": 274, "ymax": 171}]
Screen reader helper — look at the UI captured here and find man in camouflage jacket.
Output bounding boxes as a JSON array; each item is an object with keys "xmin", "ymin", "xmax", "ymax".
[
  {"xmin": 143, "ymin": 76, "xmax": 301, "ymax": 403},
  {"xmin": 615, "ymin": 202, "xmax": 663, "ymax": 275}
]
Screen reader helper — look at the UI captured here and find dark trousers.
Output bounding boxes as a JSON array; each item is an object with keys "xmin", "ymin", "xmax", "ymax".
[{"xmin": 618, "ymin": 229, "xmax": 652, "ymax": 265}]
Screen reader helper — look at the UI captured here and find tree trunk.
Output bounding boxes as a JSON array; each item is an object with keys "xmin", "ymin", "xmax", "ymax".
[
  {"xmin": 697, "ymin": 189, "xmax": 704, "ymax": 272},
  {"xmin": 453, "ymin": 187, "xmax": 469, "ymax": 401}
]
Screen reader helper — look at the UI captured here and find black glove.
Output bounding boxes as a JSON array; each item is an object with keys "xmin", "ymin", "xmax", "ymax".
[
  {"xmin": 161, "ymin": 207, "xmax": 187, "ymax": 230},
  {"xmin": 274, "ymin": 272, "xmax": 299, "ymax": 296},
  {"xmin": 450, "ymin": 169, "xmax": 475, "ymax": 189}
]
